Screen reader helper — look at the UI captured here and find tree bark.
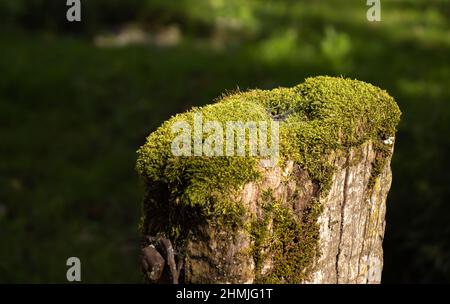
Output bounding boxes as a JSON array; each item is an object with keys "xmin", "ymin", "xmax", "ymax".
[
  {"xmin": 138, "ymin": 76, "xmax": 401, "ymax": 284},
  {"xmin": 306, "ymin": 141, "xmax": 392, "ymax": 283},
  {"xmin": 141, "ymin": 140, "xmax": 394, "ymax": 284}
]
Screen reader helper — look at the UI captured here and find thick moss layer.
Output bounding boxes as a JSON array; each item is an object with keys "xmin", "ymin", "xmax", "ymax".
[{"xmin": 136, "ymin": 76, "xmax": 401, "ymax": 281}]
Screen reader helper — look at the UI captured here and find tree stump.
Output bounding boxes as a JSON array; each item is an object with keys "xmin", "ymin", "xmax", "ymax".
[{"xmin": 137, "ymin": 76, "xmax": 401, "ymax": 284}]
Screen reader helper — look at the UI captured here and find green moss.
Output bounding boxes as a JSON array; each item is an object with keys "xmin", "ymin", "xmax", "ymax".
[
  {"xmin": 367, "ymin": 140, "xmax": 394, "ymax": 190},
  {"xmin": 136, "ymin": 76, "xmax": 401, "ymax": 277},
  {"xmin": 249, "ymin": 192, "xmax": 273, "ymax": 274},
  {"xmin": 137, "ymin": 98, "xmax": 269, "ymax": 206},
  {"xmin": 250, "ymin": 190, "xmax": 322, "ymax": 283},
  {"xmin": 137, "ymin": 98, "xmax": 269, "ymax": 243}
]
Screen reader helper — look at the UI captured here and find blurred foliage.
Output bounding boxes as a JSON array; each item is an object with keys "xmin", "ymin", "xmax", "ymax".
[{"xmin": 0, "ymin": 0, "xmax": 449, "ymax": 282}]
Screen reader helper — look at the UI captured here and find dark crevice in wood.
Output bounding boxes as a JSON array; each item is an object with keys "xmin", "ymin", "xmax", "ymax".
[
  {"xmin": 335, "ymin": 153, "xmax": 351, "ymax": 283},
  {"xmin": 355, "ymin": 143, "xmax": 371, "ymax": 282}
]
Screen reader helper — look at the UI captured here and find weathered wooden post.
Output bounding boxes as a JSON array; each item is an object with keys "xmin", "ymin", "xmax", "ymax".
[{"xmin": 137, "ymin": 76, "xmax": 401, "ymax": 284}]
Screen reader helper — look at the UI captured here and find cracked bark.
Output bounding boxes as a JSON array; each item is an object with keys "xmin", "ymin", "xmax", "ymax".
[
  {"xmin": 335, "ymin": 157, "xmax": 351, "ymax": 283},
  {"xmin": 307, "ymin": 141, "xmax": 393, "ymax": 283},
  {"xmin": 142, "ymin": 140, "xmax": 394, "ymax": 284}
]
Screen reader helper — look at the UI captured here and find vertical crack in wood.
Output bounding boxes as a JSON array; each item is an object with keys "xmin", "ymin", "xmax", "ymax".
[
  {"xmin": 353, "ymin": 143, "xmax": 370, "ymax": 282},
  {"xmin": 335, "ymin": 153, "xmax": 351, "ymax": 283},
  {"xmin": 366, "ymin": 163, "xmax": 385, "ymax": 283}
]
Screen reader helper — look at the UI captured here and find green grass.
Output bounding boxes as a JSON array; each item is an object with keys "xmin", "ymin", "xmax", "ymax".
[{"xmin": 0, "ymin": 0, "xmax": 449, "ymax": 282}]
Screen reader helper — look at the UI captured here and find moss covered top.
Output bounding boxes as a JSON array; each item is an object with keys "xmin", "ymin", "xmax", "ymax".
[
  {"xmin": 137, "ymin": 76, "xmax": 401, "ymax": 209},
  {"xmin": 137, "ymin": 76, "xmax": 401, "ymax": 283}
]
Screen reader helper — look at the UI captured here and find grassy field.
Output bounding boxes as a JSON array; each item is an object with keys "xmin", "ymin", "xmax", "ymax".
[{"xmin": 0, "ymin": 0, "xmax": 449, "ymax": 282}]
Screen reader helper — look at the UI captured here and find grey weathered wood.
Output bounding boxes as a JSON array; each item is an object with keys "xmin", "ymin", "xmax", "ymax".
[{"xmin": 306, "ymin": 141, "xmax": 393, "ymax": 283}]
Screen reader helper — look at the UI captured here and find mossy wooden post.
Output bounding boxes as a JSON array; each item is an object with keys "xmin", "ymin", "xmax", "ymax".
[{"xmin": 137, "ymin": 76, "xmax": 401, "ymax": 284}]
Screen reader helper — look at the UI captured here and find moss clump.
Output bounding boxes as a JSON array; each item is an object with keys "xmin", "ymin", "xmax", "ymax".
[
  {"xmin": 136, "ymin": 76, "xmax": 401, "ymax": 279},
  {"xmin": 137, "ymin": 98, "xmax": 271, "ymax": 242}
]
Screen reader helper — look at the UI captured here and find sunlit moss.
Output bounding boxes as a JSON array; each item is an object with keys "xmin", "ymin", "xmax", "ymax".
[{"xmin": 137, "ymin": 76, "xmax": 401, "ymax": 280}]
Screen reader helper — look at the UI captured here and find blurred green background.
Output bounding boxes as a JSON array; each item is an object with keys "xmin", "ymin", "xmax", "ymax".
[{"xmin": 0, "ymin": 0, "xmax": 449, "ymax": 283}]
